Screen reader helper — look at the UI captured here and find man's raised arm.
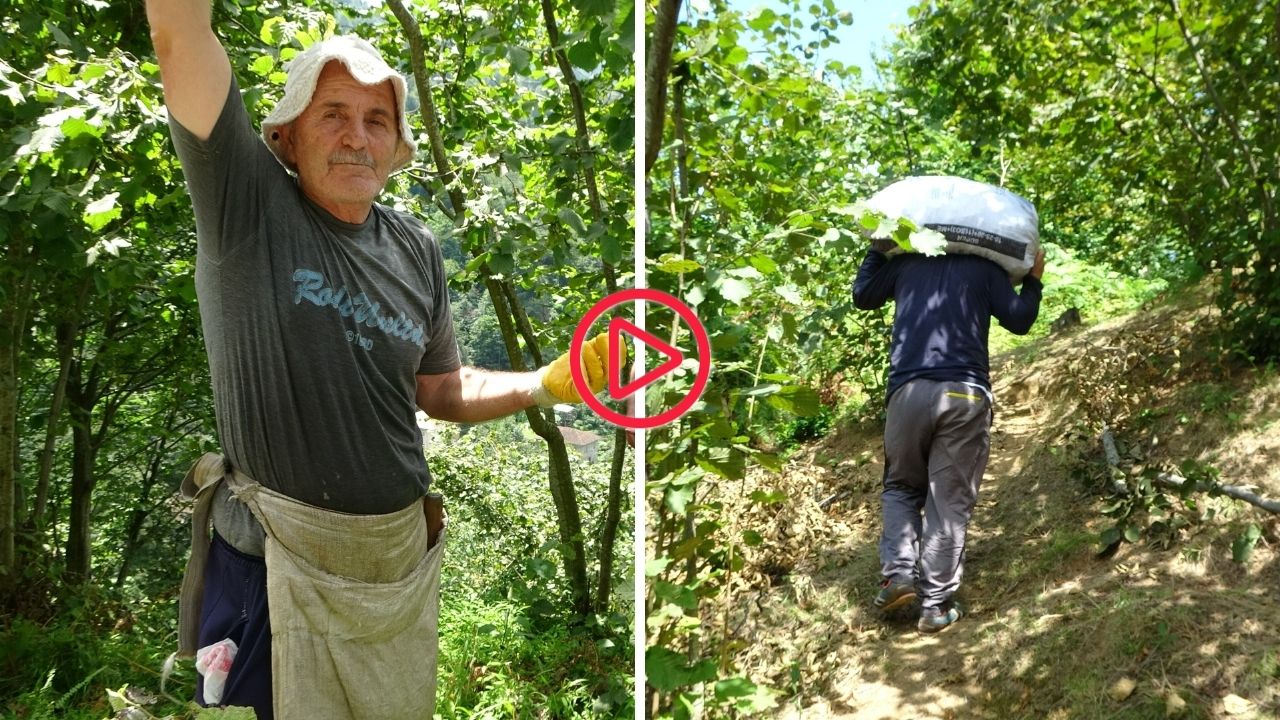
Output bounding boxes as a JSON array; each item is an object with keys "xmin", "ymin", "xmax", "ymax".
[{"xmin": 146, "ymin": 0, "xmax": 232, "ymax": 140}]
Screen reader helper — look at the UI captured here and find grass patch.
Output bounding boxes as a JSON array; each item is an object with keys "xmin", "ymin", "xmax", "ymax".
[
  {"xmin": 436, "ymin": 598, "xmax": 632, "ymax": 720},
  {"xmin": 991, "ymin": 243, "xmax": 1168, "ymax": 355}
]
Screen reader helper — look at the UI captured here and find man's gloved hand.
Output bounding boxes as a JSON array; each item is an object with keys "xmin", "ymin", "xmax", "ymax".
[{"xmin": 532, "ymin": 333, "xmax": 612, "ymax": 407}]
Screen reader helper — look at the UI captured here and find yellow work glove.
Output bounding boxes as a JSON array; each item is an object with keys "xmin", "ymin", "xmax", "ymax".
[{"xmin": 532, "ymin": 333, "xmax": 612, "ymax": 406}]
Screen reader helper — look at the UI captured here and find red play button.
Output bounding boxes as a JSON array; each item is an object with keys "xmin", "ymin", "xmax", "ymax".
[
  {"xmin": 570, "ymin": 289, "xmax": 711, "ymax": 429},
  {"xmin": 606, "ymin": 317, "xmax": 683, "ymax": 401}
]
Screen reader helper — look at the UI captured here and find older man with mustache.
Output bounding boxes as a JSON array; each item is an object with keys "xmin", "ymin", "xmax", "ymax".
[{"xmin": 146, "ymin": 2, "xmax": 613, "ymax": 718}]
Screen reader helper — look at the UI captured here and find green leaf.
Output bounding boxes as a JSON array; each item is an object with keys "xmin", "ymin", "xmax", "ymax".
[
  {"xmin": 645, "ymin": 558, "xmax": 670, "ymax": 576},
  {"xmin": 250, "ymin": 54, "xmax": 275, "ymax": 77},
  {"xmin": 712, "ymin": 187, "xmax": 742, "ymax": 211},
  {"xmin": 646, "ymin": 648, "xmax": 718, "ymax": 691},
  {"xmin": 107, "ymin": 686, "xmax": 129, "ymax": 712},
  {"xmin": 749, "ymin": 489, "xmax": 787, "ymax": 505},
  {"xmin": 557, "ymin": 206, "xmax": 587, "ymax": 235},
  {"xmin": 60, "ymin": 116, "xmax": 101, "ymax": 140},
  {"xmin": 715, "ymin": 677, "xmax": 757, "ymax": 700},
  {"xmin": 83, "ymin": 192, "xmax": 121, "ymax": 232},
  {"xmin": 742, "ymin": 530, "xmax": 763, "ymax": 546},
  {"xmin": 754, "ymin": 451, "xmax": 783, "ymax": 472},
  {"xmin": 765, "ymin": 385, "xmax": 821, "ymax": 416},
  {"xmin": 786, "ymin": 211, "xmax": 815, "ymax": 229},
  {"xmin": 716, "ymin": 277, "xmax": 752, "ymax": 303},
  {"xmin": 743, "ymin": 383, "xmax": 781, "ymax": 397},
  {"xmin": 16, "ymin": 125, "xmax": 64, "ymax": 157},
  {"xmin": 748, "ymin": 254, "xmax": 778, "ymax": 274},
  {"xmin": 747, "ymin": 8, "xmax": 777, "ymax": 31},
  {"xmin": 79, "ymin": 64, "xmax": 107, "ymax": 82},
  {"xmin": 567, "ymin": 42, "xmax": 598, "ymax": 70},
  {"xmin": 1, "ymin": 79, "xmax": 24, "ymax": 105},
  {"xmin": 776, "ymin": 284, "xmax": 802, "ymax": 304},
  {"xmin": 260, "ymin": 16, "xmax": 285, "ymax": 44},
  {"xmin": 1122, "ymin": 525, "xmax": 1141, "ymax": 543},
  {"xmin": 697, "ymin": 446, "xmax": 746, "ymax": 480},
  {"xmin": 600, "ymin": 234, "xmax": 623, "ymax": 266},
  {"xmin": 656, "ymin": 254, "xmax": 701, "ymax": 274},
  {"xmin": 486, "ymin": 251, "xmax": 512, "ymax": 275},
  {"xmin": 1232, "ymin": 523, "xmax": 1262, "ymax": 563},
  {"xmin": 196, "ymin": 707, "xmax": 258, "ymax": 719},
  {"xmin": 665, "ymin": 484, "xmax": 695, "ymax": 514},
  {"xmin": 908, "ymin": 228, "xmax": 947, "ymax": 256},
  {"xmin": 724, "ymin": 45, "xmax": 749, "ymax": 65},
  {"xmin": 685, "ymin": 284, "xmax": 706, "ymax": 307},
  {"xmin": 507, "ymin": 45, "xmax": 532, "ymax": 72},
  {"xmin": 654, "ymin": 580, "xmax": 698, "ymax": 611}
]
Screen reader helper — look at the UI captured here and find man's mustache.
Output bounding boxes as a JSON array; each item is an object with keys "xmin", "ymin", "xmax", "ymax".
[{"xmin": 329, "ymin": 152, "xmax": 375, "ymax": 168}]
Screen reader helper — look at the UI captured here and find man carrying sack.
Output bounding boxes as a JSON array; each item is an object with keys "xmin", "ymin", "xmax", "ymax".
[
  {"xmin": 853, "ymin": 177, "xmax": 1045, "ymax": 634},
  {"xmin": 145, "ymin": 4, "xmax": 613, "ymax": 717}
]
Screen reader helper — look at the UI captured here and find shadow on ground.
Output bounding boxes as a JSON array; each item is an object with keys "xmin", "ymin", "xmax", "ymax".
[{"xmin": 710, "ymin": 287, "xmax": 1280, "ymax": 720}]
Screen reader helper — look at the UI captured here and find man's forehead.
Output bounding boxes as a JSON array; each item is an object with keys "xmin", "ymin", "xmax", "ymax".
[{"xmin": 312, "ymin": 61, "xmax": 397, "ymax": 110}]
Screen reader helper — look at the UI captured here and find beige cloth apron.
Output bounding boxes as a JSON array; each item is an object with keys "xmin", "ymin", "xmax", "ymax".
[{"xmin": 178, "ymin": 453, "xmax": 445, "ymax": 719}]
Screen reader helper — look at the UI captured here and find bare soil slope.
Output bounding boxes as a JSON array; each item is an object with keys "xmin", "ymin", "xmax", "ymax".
[{"xmin": 714, "ymin": 288, "xmax": 1280, "ymax": 720}]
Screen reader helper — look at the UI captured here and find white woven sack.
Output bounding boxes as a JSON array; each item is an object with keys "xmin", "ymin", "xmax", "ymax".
[{"xmin": 866, "ymin": 175, "xmax": 1040, "ymax": 281}]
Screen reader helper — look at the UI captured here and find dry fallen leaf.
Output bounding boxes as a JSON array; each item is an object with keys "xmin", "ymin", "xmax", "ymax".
[
  {"xmin": 1110, "ymin": 677, "xmax": 1137, "ymax": 703},
  {"xmin": 1165, "ymin": 691, "xmax": 1186, "ymax": 717},
  {"xmin": 1222, "ymin": 694, "xmax": 1254, "ymax": 715}
]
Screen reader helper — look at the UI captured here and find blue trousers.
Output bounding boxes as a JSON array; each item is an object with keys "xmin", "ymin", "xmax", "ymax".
[{"xmin": 196, "ymin": 532, "xmax": 273, "ymax": 719}]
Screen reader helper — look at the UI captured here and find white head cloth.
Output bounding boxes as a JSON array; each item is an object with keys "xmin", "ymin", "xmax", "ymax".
[{"xmin": 261, "ymin": 35, "xmax": 416, "ymax": 173}]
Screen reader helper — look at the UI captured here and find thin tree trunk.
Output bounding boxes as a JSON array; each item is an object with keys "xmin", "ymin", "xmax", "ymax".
[
  {"xmin": 486, "ymin": 275, "xmax": 593, "ymax": 614},
  {"xmin": 387, "ymin": 0, "xmax": 595, "ymax": 615},
  {"xmin": 645, "ymin": 0, "xmax": 684, "ymax": 175},
  {"xmin": 0, "ymin": 231, "xmax": 32, "ymax": 593},
  {"xmin": 666, "ymin": 64, "xmax": 691, "ymax": 347},
  {"xmin": 115, "ymin": 432, "xmax": 171, "ymax": 588},
  {"xmin": 65, "ymin": 364, "xmax": 97, "ymax": 585},
  {"xmin": 32, "ymin": 280, "xmax": 89, "ymax": 532},
  {"xmin": 538, "ymin": 0, "xmax": 630, "ymax": 611},
  {"xmin": 596, "ymin": 430, "xmax": 626, "ymax": 608},
  {"xmin": 384, "ymin": 0, "xmax": 464, "ymax": 219}
]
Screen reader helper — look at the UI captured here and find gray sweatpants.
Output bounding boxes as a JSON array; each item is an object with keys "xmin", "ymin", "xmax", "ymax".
[{"xmin": 879, "ymin": 379, "xmax": 992, "ymax": 609}]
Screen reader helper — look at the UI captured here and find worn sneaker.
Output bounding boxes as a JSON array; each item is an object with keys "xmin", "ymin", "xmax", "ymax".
[
  {"xmin": 873, "ymin": 579, "xmax": 917, "ymax": 611},
  {"xmin": 917, "ymin": 603, "xmax": 963, "ymax": 633}
]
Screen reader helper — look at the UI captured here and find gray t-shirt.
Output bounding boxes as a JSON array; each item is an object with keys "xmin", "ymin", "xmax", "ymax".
[{"xmin": 170, "ymin": 77, "xmax": 460, "ymax": 515}]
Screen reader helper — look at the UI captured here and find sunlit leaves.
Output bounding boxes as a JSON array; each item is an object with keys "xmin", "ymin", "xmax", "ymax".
[
  {"xmin": 655, "ymin": 254, "xmax": 701, "ymax": 274},
  {"xmin": 713, "ymin": 276, "xmax": 751, "ymax": 303},
  {"xmin": 896, "ymin": 0, "xmax": 1280, "ymax": 352},
  {"xmin": 249, "ymin": 54, "xmax": 275, "ymax": 77},
  {"xmin": 82, "ymin": 192, "xmax": 121, "ymax": 233}
]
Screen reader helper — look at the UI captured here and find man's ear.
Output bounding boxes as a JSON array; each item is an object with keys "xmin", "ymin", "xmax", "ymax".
[{"xmin": 273, "ymin": 122, "xmax": 296, "ymax": 165}]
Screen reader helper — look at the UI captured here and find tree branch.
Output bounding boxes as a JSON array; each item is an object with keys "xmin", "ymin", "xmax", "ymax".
[
  {"xmin": 645, "ymin": 0, "xmax": 683, "ymax": 176},
  {"xmin": 385, "ymin": 0, "xmax": 464, "ymax": 220},
  {"xmin": 1100, "ymin": 426, "xmax": 1280, "ymax": 514}
]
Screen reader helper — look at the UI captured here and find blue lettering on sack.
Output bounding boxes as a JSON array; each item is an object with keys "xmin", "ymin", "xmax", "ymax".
[{"xmin": 293, "ymin": 269, "xmax": 425, "ymax": 348}]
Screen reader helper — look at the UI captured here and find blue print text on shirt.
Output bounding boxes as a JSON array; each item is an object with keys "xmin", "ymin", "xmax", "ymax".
[{"xmin": 292, "ymin": 269, "xmax": 425, "ymax": 348}]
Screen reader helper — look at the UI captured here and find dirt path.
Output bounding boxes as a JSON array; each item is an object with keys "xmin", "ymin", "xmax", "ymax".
[
  {"xmin": 722, "ymin": 298, "xmax": 1280, "ymax": 719},
  {"xmin": 773, "ymin": 380, "xmax": 1053, "ymax": 720}
]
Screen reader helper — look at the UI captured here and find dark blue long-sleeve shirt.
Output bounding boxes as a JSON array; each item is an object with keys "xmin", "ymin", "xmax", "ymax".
[{"xmin": 853, "ymin": 250, "xmax": 1042, "ymax": 400}]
